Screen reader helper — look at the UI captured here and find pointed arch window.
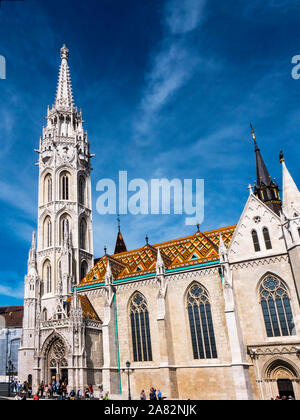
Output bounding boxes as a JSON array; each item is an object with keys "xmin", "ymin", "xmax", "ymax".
[
  {"xmin": 60, "ymin": 171, "xmax": 70, "ymax": 200},
  {"xmin": 43, "ymin": 217, "xmax": 52, "ymax": 248},
  {"xmin": 42, "ymin": 308, "xmax": 47, "ymax": 321},
  {"xmin": 252, "ymin": 229, "xmax": 260, "ymax": 252},
  {"xmin": 80, "ymin": 260, "xmax": 88, "ymax": 280},
  {"xmin": 130, "ymin": 293, "xmax": 153, "ymax": 362},
  {"xmin": 186, "ymin": 283, "xmax": 217, "ymax": 359},
  {"xmin": 60, "ymin": 215, "xmax": 70, "ymax": 245},
  {"xmin": 259, "ymin": 276, "xmax": 295, "ymax": 337},
  {"xmin": 79, "ymin": 176, "xmax": 86, "ymax": 205},
  {"xmin": 44, "ymin": 174, "xmax": 52, "ymax": 203},
  {"xmin": 263, "ymin": 227, "xmax": 272, "ymax": 250},
  {"xmin": 47, "ymin": 218, "xmax": 52, "ymax": 247},
  {"xmin": 43, "ymin": 260, "xmax": 52, "ymax": 294},
  {"xmin": 79, "ymin": 219, "xmax": 87, "ymax": 250}
]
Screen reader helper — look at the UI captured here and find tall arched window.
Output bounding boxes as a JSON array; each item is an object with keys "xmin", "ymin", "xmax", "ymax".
[
  {"xmin": 43, "ymin": 216, "xmax": 52, "ymax": 248},
  {"xmin": 252, "ymin": 229, "xmax": 260, "ymax": 252},
  {"xmin": 60, "ymin": 171, "xmax": 70, "ymax": 200},
  {"xmin": 60, "ymin": 215, "xmax": 70, "ymax": 245},
  {"xmin": 42, "ymin": 308, "xmax": 47, "ymax": 321},
  {"xmin": 186, "ymin": 283, "xmax": 217, "ymax": 359},
  {"xmin": 80, "ymin": 260, "xmax": 88, "ymax": 280},
  {"xmin": 259, "ymin": 276, "xmax": 295, "ymax": 337},
  {"xmin": 263, "ymin": 227, "xmax": 272, "ymax": 250},
  {"xmin": 79, "ymin": 219, "xmax": 87, "ymax": 250},
  {"xmin": 44, "ymin": 174, "xmax": 52, "ymax": 203},
  {"xmin": 130, "ymin": 293, "xmax": 153, "ymax": 362},
  {"xmin": 79, "ymin": 176, "xmax": 86, "ymax": 205},
  {"xmin": 43, "ymin": 260, "xmax": 52, "ymax": 294}
]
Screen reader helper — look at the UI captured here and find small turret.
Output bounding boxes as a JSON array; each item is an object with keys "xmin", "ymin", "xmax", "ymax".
[{"xmin": 114, "ymin": 215, "xmax": 127, "ymax": 254}]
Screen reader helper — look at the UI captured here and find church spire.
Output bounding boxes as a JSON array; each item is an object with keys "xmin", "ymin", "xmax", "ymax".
[
  {"xmin": 250, "ymin": 124, "xmax": 282, "ymax": 215},
  {"xmin": 113, "ymin": 215, "xmax": 127, "ymax": 254},
  {"xmin": 280, "ymin": 151, "xmax": 300, "ymax": 216},
  {"xmin": 55, "ymin": 44, "xmax": 74, "ymax": 110}
]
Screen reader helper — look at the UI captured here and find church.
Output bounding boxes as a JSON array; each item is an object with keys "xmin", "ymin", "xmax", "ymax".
[{"xmin": 18, "ymin": 45, "xmax": 300, "ymax": 400}]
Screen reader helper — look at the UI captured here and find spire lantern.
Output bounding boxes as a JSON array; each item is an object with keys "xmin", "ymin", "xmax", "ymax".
[{"xmin": 60, "ymin": 44, "xmax": 69, "ymax": 61}]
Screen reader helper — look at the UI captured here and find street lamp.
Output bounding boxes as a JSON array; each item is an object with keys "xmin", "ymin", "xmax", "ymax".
[
  {"xmin": 122, "ymin": 360, "xmax": 134, "ymax": 400},
  {"xmin": 6, "ymin": 360, "xmax": 15, "ymax": 397}
]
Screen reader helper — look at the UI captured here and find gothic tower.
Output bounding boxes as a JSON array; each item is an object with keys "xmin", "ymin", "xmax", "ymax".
[{"xmin": 36, "ymin": 44, "xmax": 94, "ymax": 317}]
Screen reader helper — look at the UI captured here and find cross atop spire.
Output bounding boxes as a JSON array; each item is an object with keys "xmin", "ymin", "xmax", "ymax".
[
  {"xmin": 55, "ymin": 44, "xmax": 74, "ymax": 110},
  {"xmin": 113, "ymin": 215, "xmax": 127, "ymax": 254}
]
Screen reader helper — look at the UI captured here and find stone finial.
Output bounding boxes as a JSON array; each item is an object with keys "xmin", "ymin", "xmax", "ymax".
[
  {"xmin": 60, "ymin": 44, "xmax": 69, "ymax": 61},
  {"xmin": 156, "ymin": 247, "xmax": 165, "ymax": 275},
  {"xmin": 105, "ymin": 259, "xmax": 113, "ymax": 285}
]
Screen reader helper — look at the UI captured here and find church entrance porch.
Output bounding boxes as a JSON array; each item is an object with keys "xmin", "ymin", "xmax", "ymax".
[
  {"xmin": 277, "ymin": 379, "xmax": 295, "ymax": 399},
  {"xmin": 261, "ymin": 357, "xmax": 300, "ymax": 400},
  {"xmin": 41, "ymin": 333, "xmax": 70, "ymax": 388}
]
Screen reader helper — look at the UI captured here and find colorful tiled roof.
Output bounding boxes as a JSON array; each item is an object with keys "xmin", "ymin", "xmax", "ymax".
[{"xmin": 78, "ymin": 225, "xmax": 236, "ymax": 287}]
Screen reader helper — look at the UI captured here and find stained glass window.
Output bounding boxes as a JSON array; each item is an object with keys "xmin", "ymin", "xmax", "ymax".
[
  {"xmin": 130, "ymin": 293, "xmax": 152, "ymax": 362},
  {"xmin": 263, "ymin": 227, "xmax": 272, "ymax": 250},
  {"xmin": 186, "ymin": 283, "xmax": 217, "ymax": 359},
  {"xmin": 252, "ymin": 229, "xmax": 260, "ymax": 252},
  {"xmin": 259, "ymin": 276, "xmax": 295, "ymax": 337}
]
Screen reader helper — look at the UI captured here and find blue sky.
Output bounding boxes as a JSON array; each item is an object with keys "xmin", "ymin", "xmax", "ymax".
[{"xmin": 0, "ymin": 0, "xmax": 299, "ymax": 306}]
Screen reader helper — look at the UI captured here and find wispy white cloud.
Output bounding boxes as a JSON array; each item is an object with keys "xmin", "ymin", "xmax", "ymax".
[
  {"xmin": 0, "ymin": 179, "xmax": 37, "ymax": 219},
  {"xmin": 165, "ymin": 0, "xmax": 207, "ymax": 34},
  {"xmin": 133, "ymin": 0, "xmax": 207, "ymax": 144},
  {"xmin": 0, "ymin": 271, "xmax": 24, "ymax": 300}
]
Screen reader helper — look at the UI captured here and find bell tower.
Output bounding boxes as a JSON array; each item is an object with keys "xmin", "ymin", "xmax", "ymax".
[{"xmin": 35, "ymin": 44, "xmax": 94, "ymax": 318}]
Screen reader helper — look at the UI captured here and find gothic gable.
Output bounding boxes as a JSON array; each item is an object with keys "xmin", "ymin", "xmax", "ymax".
[{"xmin": 228, "ymin": 193, "xmax": 285, "ymax": 263}]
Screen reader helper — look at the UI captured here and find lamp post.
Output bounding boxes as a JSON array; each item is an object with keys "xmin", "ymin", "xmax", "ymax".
[
  {"xmin": 6, "ymin": 360, "xmax": 15, "ymax": 397},
  {"xmin": 122, "ymin": 360, "xmax": 134, "ymax": 400}
]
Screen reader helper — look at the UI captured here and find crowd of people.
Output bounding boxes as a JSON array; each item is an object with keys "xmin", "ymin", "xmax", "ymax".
[
  {"xmin": 10, "ymin": 379, "xmax": 110, "ymax": 400},
  {"xmin": 271, "ymin": 395, "xmax": 295, "ymax": 400},
  {"xmin": 140, "ymin": 387, "xmax": 165, "ymax": 400}
]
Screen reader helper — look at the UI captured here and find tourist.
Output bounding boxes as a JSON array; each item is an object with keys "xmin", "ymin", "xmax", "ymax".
[
  {"xmin": 76, "ymin": 389, "xmax": 82, "ymax": 400},
  {"xmin": 88, "ymin": 384, "xmax": 94, "ymax": 399},
  {"xmin": 39, "ymin": 381, "xmax": 44, "ymax": 398},
  {"xmin": 140, "ymin": 390, "xmax": 146, "ymax": 400},
  {"xmin": 103, "ymin": 391, "xmax": 109, "ymax": 400},
  {"xmin": 149, "ymin": 387, "xmax": 157, "ymax": 400},
  {"xmin": 33, "ymin": 393, "xmax": 39, "ymax": 400},
  {"xmin": 157, "ymin": 389, "xmax": 162, "ymax": 400}
]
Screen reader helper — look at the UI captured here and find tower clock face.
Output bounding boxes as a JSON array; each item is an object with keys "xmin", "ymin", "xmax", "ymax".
[{"xmin": 57, "ymin": 144, "xmax": 75, "ymax": 164}]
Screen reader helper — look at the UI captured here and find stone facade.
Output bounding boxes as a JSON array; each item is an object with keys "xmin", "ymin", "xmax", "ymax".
[{"xmin": 18, "ymin": 46, "xmax": 300, "ymax": 399}]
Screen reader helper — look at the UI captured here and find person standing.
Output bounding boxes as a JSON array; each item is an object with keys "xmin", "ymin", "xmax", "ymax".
[{"xmin": 140, "ymin": 390, "xmax": 146, "ymax": 400}]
